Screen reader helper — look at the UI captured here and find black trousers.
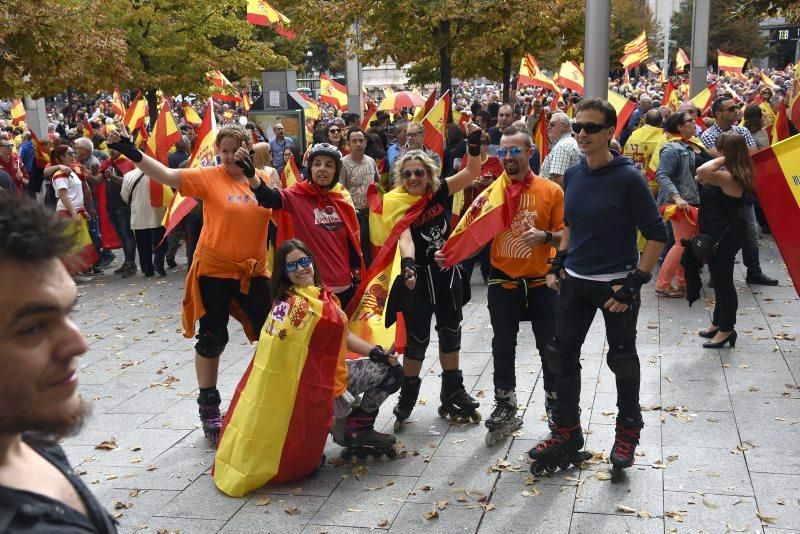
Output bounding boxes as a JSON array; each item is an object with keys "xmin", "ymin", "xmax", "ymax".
[
  {"xmin": 488, "ymin": 279, "xmax": 558, "ymax": 392},
  {"xmin": 709, "ymin": 220, "xmax": 745, "ymax": 331},
  {"xmin": 553, "ymin": 274, "xmax": 642, "ymax": 423},
  {"xmin": 134, "ymin": 227, "xmax": 167, "ymax": 275}
]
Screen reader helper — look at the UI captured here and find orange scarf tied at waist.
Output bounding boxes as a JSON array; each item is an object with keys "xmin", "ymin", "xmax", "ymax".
[{"xmin": 182, "ymin": 244, "xmax": 270, "ymax": 342}]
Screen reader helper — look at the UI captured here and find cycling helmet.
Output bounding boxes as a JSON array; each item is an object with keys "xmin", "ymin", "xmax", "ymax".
[{"xmin": 306, "ymin": 143, "xmax": 342, "ymax": 187}]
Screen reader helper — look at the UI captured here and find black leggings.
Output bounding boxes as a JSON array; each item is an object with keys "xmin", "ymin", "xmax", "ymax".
[
  {"xmin": 402, "ymin": 265, "xmax": 464, "ymax": 360},
  {"xmin": 709, "ymin": 221, "xmax": 745, "ymax": 331}
]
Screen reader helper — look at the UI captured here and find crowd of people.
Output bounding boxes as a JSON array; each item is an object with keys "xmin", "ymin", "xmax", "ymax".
[{"xmin": 0, "ymin": 62, "xmax": 795, "ymax": 529}]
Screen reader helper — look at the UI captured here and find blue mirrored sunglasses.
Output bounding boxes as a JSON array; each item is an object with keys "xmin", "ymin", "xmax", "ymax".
[
  {"xmin": 497, "ymin": 147, "xmax": 522, "ymax": 158},
  {"xmin": 286, "ymin": 256, "xmax": 313, "ymax": 273}
]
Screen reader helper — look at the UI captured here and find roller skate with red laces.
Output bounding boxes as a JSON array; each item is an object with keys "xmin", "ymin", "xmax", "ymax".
[
  {"xmin": 528, "ymin": 419, "xmax": 591, "ymax": 476},
  {"xmin": 334, "ymin": 408, "xmax": 397, "ymax": 461},
  {"xmin": 610, "ymin": 415, "xmax": 644, "ymax": 469}
]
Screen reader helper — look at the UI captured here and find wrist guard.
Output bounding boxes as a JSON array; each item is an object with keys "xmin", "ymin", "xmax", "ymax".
[
  {"xmin": 107, "ymin": 135, "xmax": 142, "ymax": 163},
  {"xmin": 236, "ymin": 150, "xmax": 256, "ymax": 178},
  {"xmin": 547, "ymin": 249, "xmax": 567, "ymax": 276},
  {"xmin": 611, "ymin": 269, "xmax": 651, "ymax": 305},
  {"xmin": 467, "ymin": 129, "xmax": 483, "ymax": 156},
  {"xmin": 368, "ymin": 345, "xmax": 390, "ymax": 364},
  {"xmin": 401, "ymin": 257, "xmax": 416, "ymax": 279}
]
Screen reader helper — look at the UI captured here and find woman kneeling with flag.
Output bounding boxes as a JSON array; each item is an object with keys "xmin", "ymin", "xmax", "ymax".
[{"xmin": 213, "ymin": 239, "xmax": 403, "ymax": 497}]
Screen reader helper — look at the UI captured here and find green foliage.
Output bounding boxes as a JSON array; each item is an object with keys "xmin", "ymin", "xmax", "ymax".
[{"xmin": 610, "ymin": 0, "xmax": 662, "ymax": 69}]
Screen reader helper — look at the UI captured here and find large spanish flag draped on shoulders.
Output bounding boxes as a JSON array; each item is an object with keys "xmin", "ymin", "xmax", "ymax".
[
  {"xmin": 345, "ymin": 185, "xmax": 429, "ymax": 351},
  {"xmin": 214, "ymin": 285, "xmax": 346, "ymax": 497},
  {"xmin": 440, "ymin": 172, "xmax": 529, "ymax": 269},
  {"xmin": 752, "ymin": 134, "xmax": 800, "ymax": 295}
]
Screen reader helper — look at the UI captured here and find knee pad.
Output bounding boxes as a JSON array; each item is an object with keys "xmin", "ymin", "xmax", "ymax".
[
  {"xmin": 376, "ymin": 364, "xmax": 404, "ymax": 394},
  {"xmin": 541, "ymin": 343, "xmax": 562, "ymax": 375},
  {"xmin": 404, "ymin": 333, "xmax": 430, "ymax": 361},
  {"xmin": 437, "ymin": 326, "xmax": 461, "ymax": 353},
  {"xmin": 606, "ymin": 351, "xmax": 640, "ymax": 379},
  {"xmin": 195, "ymin": 327, "xmax": 229, "ymax": 358}
]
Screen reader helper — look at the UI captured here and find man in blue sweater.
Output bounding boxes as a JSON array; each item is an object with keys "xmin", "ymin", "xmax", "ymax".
[{"xmin": 528, "ymin": 98, "xmax": 667, "ymax": 473}]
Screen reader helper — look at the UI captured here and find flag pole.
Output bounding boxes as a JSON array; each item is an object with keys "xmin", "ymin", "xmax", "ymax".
[
  {"xmin": 689, "ymin": 0, "xmax": 711, "ymax": 99},
  {"xmin": 584, "ymin": 0, "xmax": 611, "ymax": 99},
  {"xmin": 662, "ymin": 0, "xmax": 672, "ymax": 73}
]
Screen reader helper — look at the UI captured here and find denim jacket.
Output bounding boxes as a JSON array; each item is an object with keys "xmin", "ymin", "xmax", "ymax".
[{"xmin": 656, "ymin": 140, "xmax": 700, "ymax": 205}]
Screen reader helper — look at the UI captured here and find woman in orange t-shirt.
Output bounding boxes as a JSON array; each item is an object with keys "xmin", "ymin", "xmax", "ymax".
[{"xmin": 107, "ymin": 123, "xmax": 271, "ymax": 448}]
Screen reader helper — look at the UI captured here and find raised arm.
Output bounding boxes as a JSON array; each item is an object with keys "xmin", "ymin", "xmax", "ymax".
[
  {"xmin": 696, "ymin": 156, "xmax": 733, "ymax": 187},
  {"xmin": 445, "ymin": 123, "xmax": 483, "ymax": 196},
  {"xmin": 106, "ymin": 125, "xmax": 181, "ymax": 190}
]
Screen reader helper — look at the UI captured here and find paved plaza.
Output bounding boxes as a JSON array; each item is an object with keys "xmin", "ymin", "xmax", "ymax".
[{"xmin": 67, "ymin": 235, "xmax": 800, "ymax": 534}]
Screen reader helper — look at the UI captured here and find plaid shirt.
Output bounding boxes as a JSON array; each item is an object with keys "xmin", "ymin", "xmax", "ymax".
[
  {"xmin": 540, "ymin": 133, "xmax": 582, "ymax": 179},
  {"xmin": 700, "ymin": 124, "xmax": 756, "ymax": 151}
]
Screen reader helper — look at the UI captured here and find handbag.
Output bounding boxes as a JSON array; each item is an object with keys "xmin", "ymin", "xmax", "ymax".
[{"xmin": 685, "ymin": 214, "xmax": 737, "ymax": 261}]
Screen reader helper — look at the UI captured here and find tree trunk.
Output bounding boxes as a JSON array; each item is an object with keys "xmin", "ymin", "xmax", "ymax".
[
  {"xmin": 438, "ymin": 19, "xmax": 452, "ymax": 124},
  {"xmin": 502, "ymin": 48, "xmax": 512, "ymax": 103},
  {"xmin": 146, "ymin": 88, "xmax": 158, "ymax": 129}
]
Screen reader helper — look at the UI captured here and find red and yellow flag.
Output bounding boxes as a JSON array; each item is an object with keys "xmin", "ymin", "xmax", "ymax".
[
  {"xmin": 181, "ymin": 101, "xmax": 202, "ymax": 126},
  {"xmin": 145, "ymin": 97, "xmax": 181, "ymax": 207},
  {"xmin": 62, "ymin": 215, "xmax": 99, "ymax": 274},
  {"xmin": 10, "ymin": 99, "xmax": 26, "ymax": 125},
  {"xmin": 83, "ymin": 119, "xmax": 95, "ymax": 138},
  {"xmin": 299, "ymin": 92, "xmax": 320, "ymax": 120},
  {"xmin": 620, "ymin": 31, "xmax": 649, "ymax": 69},
  {"xmin": 214, "ymin": 285, "xmax": 346, "ymax": 497},
  {"xmin": 676, "ymin": 48, "xmax": 690, "ymax": 73},
  {"xmin": 770, "ymin": 99, "xmax": 791, "ymax": 144},
  {"xmin": 360, "ymin": 100, "xmax": 378, "ymax": 130},
  {"xmin": 717, "ymin": 51, "xmax": 747, "ymax": 74},
  {"xmin": 123, "ymin": 91, "xmax": 148, "ymax": 132},
  {"xmin": 789, "ymin": 80, "xmax": 800, "ymax": 127},
  {"xmin": 440, "ymin": 172, "xmax": 530, "ymax": 268},
  {"xmin": 241, "ymin": 91, "xmax": 252, "ymax": 112},
  {"xmin": 281, "ymin": 155, "xmax": 302, "ymax": 188},
  {"xmin": 644, "ymin": 135, "xmax": 703, "ymax": 196},
  {"xmin": 608, "ymin": 90, "xmax": 637, "ymax": 138},
  {"xmin": 208, "ymin": 70, "xmax": 243, "ymax": 103},
  {"xmin": 532, "ymin": 109, "xmax": 549, "ymax": 166},
  {"xmin": 421, "ymin": 90, "xmax": 450, "ymax": 160},
  {"xmin": 413, "ymin": 87, "xmax": 438, "ymax": 123},
  {"xmin": 760, "ymin": 69, "xmax": 779, "ymax": 89},
  {"xmin": 29, "ymin": 129, "xmax": 50, "ymax": 168},
  {"xmin": 663, "ymin": 81, "xmax": 681, "ymax": 111},
  {"xmin": 245, "ymin": 0, "xmax": 296, "ymax": 39},
  {"xmin": 320, "ymin": 74, "xmax": 348, "ymax": 111},
  {"xmin": 645, "ymin": 61, "xmax": 661, "ymax": 75},
  {"xmin": 752, "ymin": 133, "xmax": 800, "ymax": 293},
  {"xmin": 112, "ymin": 89, "xmax": 126, "ymax": 118},
  {"xmin": 554, "ymin": 61, "xmax": 584, "ymax": 95},
  {"xmin": 690, "ymin": 81, "xmax": 718, "ymax": 114},
  {"xmin": 518, "ymin": 54, "xmax": 560, "ymax": 94}
]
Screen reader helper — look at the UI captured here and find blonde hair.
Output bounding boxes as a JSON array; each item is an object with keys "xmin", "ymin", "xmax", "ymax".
[
  {"xmin": 214, "ymin": 124, "xmax": 247, "ymax": 148},
  {"xmin": 252, "ymin": 142, "xmax": 273, "ymax": 170},
  {"xmin": 392, "ymin": 149, "xmax": 441, "ymax": 194}
]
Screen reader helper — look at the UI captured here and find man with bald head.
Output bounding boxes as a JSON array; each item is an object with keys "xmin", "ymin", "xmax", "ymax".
[
  {"xmin": 269, "ymin": 122, "xmax": 295, "ymax": 175},
  {"xmin": 623, "ymin": 108, "xmax": 664, "ymax": 177},
  {"xmin": 540, "ymin": 112, "xmax": 581, "ymax": 187}
]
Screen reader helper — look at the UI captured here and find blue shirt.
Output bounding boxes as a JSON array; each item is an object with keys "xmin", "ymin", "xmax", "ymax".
[
  {"xmin": 269, "ymin": 136, "xmax": 295, "ymax": 173},
  {"xmin": 19, "ymin": 140, "xmax": 35, "ymax": 174}
]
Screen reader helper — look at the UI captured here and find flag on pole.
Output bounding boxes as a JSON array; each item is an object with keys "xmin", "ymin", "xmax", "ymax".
[
  {"xmin": 83, "ymin": 119, "xmax": 95, "ymax": 138},
  {"xmin": 717, "ymin": 51, "xmax": 747, "ymax": 74},
  {"xmin": 123, "ymin": 91, "xmax": 148, "ymax": 132},
  {"xmin": 518, "ymin": 54, "xmax": 560, "ymax": 94},
  {"xmin": 759, "ymin": 69, "xmax": 779, "ymax": 89},
  {"xmin": 553, "ymin": 61, "xmax": 584, "ymax": 94},
  {"xmin": 29, "ymin": 129, "xmax": 50, "ymax": 167},
  {"xmin": 241, "ymin": 91, "xmax": 252, "ymax": 112},
  {"xmin": 360, "ymin": 100, "xmax": 378, "ymax": 130},
  {"xmin": 214, "ymin": 285, "xmax": 345, "ymax": 497},
  {"xmin": 112, "ymin": 89, "xmax": 126, "ymax": 118},
  {"xmin": 751, "ymin": 133, "xmax": 800, "ymax": 294},
  {"xmin": 10, "ymin": 99, "xmax": 26, "ymax": 125},
  {"xmin": 690, "ymin": 81, "xmax": 718, "ymax": 114},
  {"xmin": 144, "ymin": 97, "xmax": 181, "ymax": 207},
  {"xmin": 620, "ymin": 31, "xmax": 649, "ymax": 69},
  {"xmin": 319, "ymin": 74, "xmax": 348, "ymax": 110},
  {"xmin": 182, "ymin": 101, "xmax": 202, "ymax": 126},
  {"xmin": 413, "ymin": 88, "xmax": 438, "ymax": 123},
  {"xmin": 281, "ymin": 156, "xmax": 302, "ymax": 188},
  {"xmin": 207, "ymin": 70, "xmax": 243, "ymax": 103},
  {"xmin": 608, "ymin": 90, "xmax": 637, "ymax": 138},
  {"xmin": 532, "ymin": 109, "xmax": 549, "ymax": 166},
  {"xmin": 298, "ymin": 93, "xmax": 320, "ymax": 120},
  {"xmin": 663, "ymin": 81, "xmax": 681, "ymax": 111},
  {"xmin": 421, "ymin": 90, "xmax": 450, "ymax": 160},
  {"xmin": 645, "ymin": 61, "xmax": 661, "ymax": 75},
  {"xmin": 769, "ymin": 99, "xmax": 791, "ymax": 144},
  {"xmin": 658, "ymin": 70, "xmax": 667, "ymax": 85},
  {"xmin": 676, "ymin": 48, "xmax": 690, "ymax": 73},
  {"xmin": 245, "ymin": 0, "xmax": 295, "ymax": 39}
]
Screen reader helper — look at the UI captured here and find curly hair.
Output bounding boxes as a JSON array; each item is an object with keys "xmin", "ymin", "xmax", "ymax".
[
  {"xmin": 391, "ymin": 149, "xmax": 441, "ymax": 194},
  {"xmin": 0, "ymin": 193, "xmax": 72, "ymax": 263}
]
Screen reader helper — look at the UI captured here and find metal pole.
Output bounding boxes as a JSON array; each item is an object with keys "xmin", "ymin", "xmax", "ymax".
[
  {"xmin": 662, "ymin": 0, "xmax": 672, "ymax": 71},
  {"xmin": 689, "ymin": 0, "xmax": 710, "ymax": 98},
  {"xmin": 345, "ymin": 22, "xmax": 363, "ymax": 116},
  {"xmin": 22, "ymin": 96, "xmax": 48, "ymax": 139},
  {"xmin": 584, "ymin": 0, "xmax": 611, "ymax": 99}
]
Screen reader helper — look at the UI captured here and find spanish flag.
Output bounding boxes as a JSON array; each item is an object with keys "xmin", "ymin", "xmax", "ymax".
[
  {"xmin": 360, "ymin": 100, "xmax": 378, "ymax": 130},
  {"xmin": 10, "ymin": 99, "xmax": 26, "ymax": 125},
  {"xmin": 659, "ymin": 204, "xmax": 698, "ymax": 225},
  {"xmin": 790, "ymin": 80, "xmax": 800, "ymax": 127},
  {"xmin": 181, "ymin": 101, "xmax": 202, "ymax": 126},
  {"xmin": 760, "ymin": 69, "xmax": 779, "ymax": 89},
  {"xmin": 281, "ymin": 155, "xmax": 302, "ymax": 188},
  {"xmin": 769, "ymin": 99, "xmax": 791, "ymax": 144},
  {"xmin": 241, "ymin": 91, "xmax": 252, "ymax": 112},
  {"xmin": 645, "ymin": 61, "xmax": 661, "ymax": 75},
  {"xmin": 62, "ymin": 215, "xmax": 99, "ymax": 274},
  {"xmin": 518, "ymin": 54, "xmax": 557, "ymax": 93},
  {"xmin": 413, "ymin": 87, "xmax": 437, "ymax": 123},
  {"xmin": 112, "ymin": 89, "xmax": 126, "ymax": 118},
  {"xmin": 690, "ymin": 81, "xmax": 718, "ymax": 114},
  {"xmin": 752, "ymin": 133, "xmax": 800, "ymax": 292},
  {"xmin": 83, "ymin": 119, "xmax": 95, "ymax": 138},
  {"xmin": 421, "ymin": 90, "xmax": 450, "ymax": 160},
  {"xmin": 532, "ymin": 109, "xmax": 549, "ymax": 165},
  {"xmin": 554, "ymin": 61, "xmax": 584, "ymax": 95},
  {"xmin": 663, "ymin": 80, "xmax": 681, "ymax": 111},
  {"xmin": 620, "ymin": 31, "xmax": 649, "ymax": 70},
  {"xmin": 124, "ymin": 91, "xmax": 148, "ymax": 132},
  {"xmin": 608, "ymin": 90, "xmax": 637, "ymax": 138},
  {"xmin": 214, "ymin": 285, "xmax": 346, "ymax": 497},
  {"xmin": 245, "ymin": 0, "xmax": 295, "ymax": 39},
  {"xmin": 320, "ymin": 74, "xmax": 348, "ymax": 111},
  {"xmin": 440, "ymin": 172, "xmax": 530, "ymax": 268},
  {"xmin": 208, "ymin": 70, "xmax": 243, "ymax": 103},
  {"xmin": 717, "ymin": 51, "xmax": 747, "ymax": 74},
  {"xmin": 299, "ymin": 92, "xmax": 320, "ymax": 120},
  {"xmin": 29, "ymin": 129, "xmax": 50, "ymax": 168},
  {"xmin": 676, "ymin": 48, "xmax": 690, "ymax": 73},
  {"xmin": 145, "ymin": 97, "xmax": 181, "ymax": 207}
]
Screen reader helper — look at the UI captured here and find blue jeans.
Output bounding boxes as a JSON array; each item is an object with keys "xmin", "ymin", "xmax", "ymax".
[
  {"xmin": 739, "ymin": 203, "xmax": 761, "ymax": 277},
  {"xmin": 107, "ymin": 205, "xmax": 136, "ymax": 264}
]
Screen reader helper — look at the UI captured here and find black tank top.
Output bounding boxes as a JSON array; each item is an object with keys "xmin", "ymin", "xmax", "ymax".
[{"xmin": 698, "ymin": 184, "xmax": 744, "ymax": 239}]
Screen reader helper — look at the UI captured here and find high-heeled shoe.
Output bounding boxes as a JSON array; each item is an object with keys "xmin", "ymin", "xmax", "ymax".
[
  {"xmin": 698, "ymin": 328, "xmax": 719, "ymax": 339},
  {"xmin": 702, "ymin": 330, "xmax": 737, "ymax": 348}
]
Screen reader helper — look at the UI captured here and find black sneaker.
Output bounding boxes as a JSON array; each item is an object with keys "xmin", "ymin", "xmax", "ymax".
[
  {"xmin": 100, "ymin": 252, "xmax": 116, "ymax": 268},
  {"xmin": 746, "ymin": 272, "xmax": 778, "ymax": 286},
  {"xmin": 166, "ymin": 258, "xmax": 178, "ymax": 269},
  {"xmin": 121, "ymin": 264, "xmax": 137, "ymax": 278}
]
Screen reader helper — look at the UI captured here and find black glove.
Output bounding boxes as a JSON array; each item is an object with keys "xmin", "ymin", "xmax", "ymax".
[
  {"xmin": 610, "ymin": 269, "xmax": 652, "ymax": 305},
  {"xmin": 401, "ymin": 257, "xmax": 416, "ymax": 279},
  {"xmin": 467, "ymin": 128, "xmax": 483, "ymax": 156},
  {"xmin": 368, "ymin": 345, "xmax": 390, "ymax": 365},
  {"xmin": 547, "ymin": 249, "xmax": 567, "ymax": 276},
  {"xmin": 235, "ymin": 149, "xmax": 256, "ymax": 178},
  {"xmin": 107, "ymin": 135, "xmax": 142, "ymax": 163}
]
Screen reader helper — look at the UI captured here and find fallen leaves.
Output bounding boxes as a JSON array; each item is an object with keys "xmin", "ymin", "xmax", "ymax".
[
  {"xmin": 95, "ymin": 438, "xmax": 118, "ymax": 450},
  {"xmin": 284, "ymin": 507, "xmax": 301, "ymax": 515},
  {"xmin": 377, "ymin": 519, "xmax": 390, "ymax": 527},
  {"xmin": 665, "ymin": 510, "xmax": 685, "ymax": 522},
  {"xmin": 594, "ymin": 470, "xmax": 612, "ymax": 481},
  {"xmin": 702, "ymin": 497, "xmax": 718, "ymax": 509},
  {"xmin": 521, "ymin": 486, "xmax": 541, "ymax": 497},
  {"xmin": 254, "ymin": 496, "xmax": 271, "ymax": 506},
  {"xmin": 616, "ymin": 504, "xmax": 637, "ymax": 513},
  {"xmin": 423, "ymin": 507, "xmax": 439, "ymax": 520},
  {"xmin": 756, "ymin": 511, "xmax": 778, "ymax": 525}
]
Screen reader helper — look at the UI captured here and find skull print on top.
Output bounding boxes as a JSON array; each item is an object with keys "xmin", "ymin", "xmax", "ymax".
[{"xmin": 410, "ymin": 178, "xmax": 453, "ymax": 265}]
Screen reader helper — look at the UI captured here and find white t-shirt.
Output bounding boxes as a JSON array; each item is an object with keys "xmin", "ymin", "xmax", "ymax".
[{"xmin": 52, "ymin": 170, "xmax": 85, "ymax": 212}]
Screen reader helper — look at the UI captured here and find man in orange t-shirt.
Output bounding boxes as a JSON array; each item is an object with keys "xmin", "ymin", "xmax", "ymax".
[{"xmin": 484, "ymin": 128, "xmax": 565, "ymax": 444}]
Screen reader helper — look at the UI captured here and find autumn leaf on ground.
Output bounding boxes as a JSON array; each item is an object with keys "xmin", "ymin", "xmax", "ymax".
[
  {"xmin": 95, "ymin": 438, "xmax": 118, "ymax": 450},
  {"xmin": 521, "ymin": 486, "xmax": 541, "ymax": 497},
  {"xmin": 757, "ymin": 511, "xmax": 778, "ymax": 524},
  {"xmin": 128, "ymin": 489, "xmax": 141, "ymax": 497},
  {"xmin": 616, "ymin": 504, "xmax": 637, "ymax": 513},
  {"xmin": 424, "ymin": 507, "xmax": 439, "ymax": 520},
  {"xmin": 665, "ymin": 511, "xmax": 685, "ymax": 522},
  {"xmin": 436, "ymin": 500, "xmax": 448, "ymax": 510},
  {"xmin": 254, "ymin": 496, "xmax": 271, "ymax": 506},
  {"xmin": 112, "ymin": 500, "xmax": 133, "ymax": 510},
  {"xmin": 284, "ymin": 507, "xmax": 301, "ymax": 515},
  {"xmin": 595, "ymin": 470, "xmax": 612, "ymax": 480},
  {"xmin": 377, "ymin": 519, "xmax": 390, "ymax": 527},
  {"xmin": 702, "ymin": 497, "xmax": 718, "ymax": 508}
]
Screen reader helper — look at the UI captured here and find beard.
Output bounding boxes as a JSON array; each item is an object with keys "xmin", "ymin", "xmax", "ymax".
[{"xmin": 13, "ymin": 399, "xmax": 91, "ymax": 447}]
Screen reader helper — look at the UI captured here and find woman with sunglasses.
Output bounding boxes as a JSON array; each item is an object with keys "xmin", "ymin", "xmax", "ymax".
[
  {"xmin": 214, "ymin": 240, "xmax": 402, "ymax": 497},
  {"xmin": 653, "ymin": 111, "xmax": 707, "ymax": 298},
  {"xmin": 388, "ymin": 124, "xmax": 485, "ymax": 430}
]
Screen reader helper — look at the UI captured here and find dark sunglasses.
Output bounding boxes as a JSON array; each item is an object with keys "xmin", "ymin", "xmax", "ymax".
[
  {"xmin": 497, "ymin": 147, "xmax": 523, "ymax": 158},
  {"xmin": 328, "ymin": 128, "xmax": 340, "ymax": 133},
  {"xmin": 286, "ymin": 256, "xmax": 313, "ymax": 273},
  {"xmin": 571, "ymin": 122, "xmax": 608, "ymax": 134},
  {"xmin": 401, "ymin": 169, "xmax": 426, "ymax": 179}
]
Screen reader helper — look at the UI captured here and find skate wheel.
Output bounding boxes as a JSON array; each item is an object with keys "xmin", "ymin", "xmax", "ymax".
[
  {"xmin": 437, "ymin": 406, "xmax": 448, "ymax": 418},
  {"xmin": 531, "ymin": 462, "xmax": 545, "ymax": 476},
  {"xmin": 355, "ymin": 449, "xmax": 368, "ymax": 460},
  {"xmin": 385, "ymin": 448, "xmax": 398, "ymax": 459},
  {"xmin": 545, "ymin": 462, "xmax": 558, "ymax": 473},
  {"xmin": 393, "ymin": 419, "xmax": 402, "ymax": 432},
  {"xmin": 485, "ymin": 432, "xmax": 497, "ymax": 447},
  {"xmin": 558, "ymin": 458, "xmax": 571, "ymax": 470},
  {"xmin": 341, "ymin": 449, "xmax": 353, "ymax": 460},
  {"xmin": 470, "ymin": 411, "xmax": 482, "ymax": 423}
]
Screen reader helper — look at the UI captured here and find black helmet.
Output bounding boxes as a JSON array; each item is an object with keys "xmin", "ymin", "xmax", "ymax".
[{"xmin": 306, "ymin": 143, "xmax": 342, "ymax": 187}]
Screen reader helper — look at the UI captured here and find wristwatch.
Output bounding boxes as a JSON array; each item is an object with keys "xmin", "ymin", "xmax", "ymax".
[{"xmin": 544, "ymin": 231, "xmax": 553, "ymax": 243}]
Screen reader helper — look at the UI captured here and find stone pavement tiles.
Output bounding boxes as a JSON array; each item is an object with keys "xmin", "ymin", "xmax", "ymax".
[{"xmin": 64, "ymin": 237, "xmax": 800, "ymax": 533}]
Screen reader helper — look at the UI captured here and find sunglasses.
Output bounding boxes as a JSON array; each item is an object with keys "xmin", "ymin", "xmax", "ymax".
[
  {"xmin": 286, "ymin": 256, "xmax": 313, "ymax": 273},
  {"xmin": 401, "ymin": 168, "xmax": 427, "ymax": 179},
  {"xmin": 571, "ymin": 122, "xmax": 608, "ymax": 134},
  {"xmin": 328, "ymin": 128, "xmax": 340, "ymax": 133},
  {"xmin": 497, "ymin": 147, "xmax": 523, "ymax": 158}
]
